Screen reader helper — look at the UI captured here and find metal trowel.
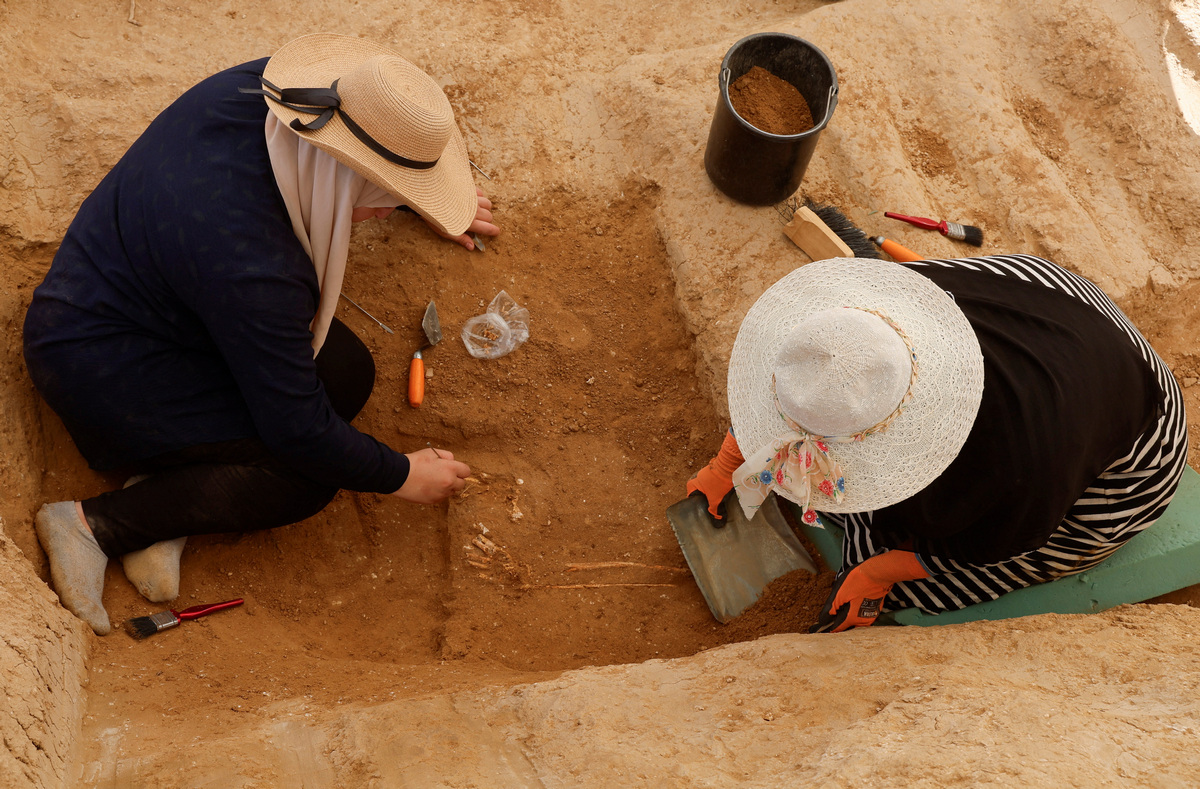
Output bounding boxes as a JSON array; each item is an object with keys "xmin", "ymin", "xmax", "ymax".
[
  {"xmin": 408, "ymin": 301, "xmax": 442, "ymax": 408},
  {"xmin": 668, "ymin": 490, "xmax": 817, "ymax": 623}
]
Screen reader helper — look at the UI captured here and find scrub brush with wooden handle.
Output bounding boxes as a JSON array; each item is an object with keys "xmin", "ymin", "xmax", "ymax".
[{"xmin": 782, "ymin": 201, "xmax": 882, "ymax": 260}]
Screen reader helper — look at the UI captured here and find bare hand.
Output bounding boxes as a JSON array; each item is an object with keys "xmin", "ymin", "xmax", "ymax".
[
  {"xmin": 425, "ymin": 187, "xmax": 500, "ymax": 251},
  {"xmin": 392, "ymin": 448, "xmax": 471, "ymax": 504}
]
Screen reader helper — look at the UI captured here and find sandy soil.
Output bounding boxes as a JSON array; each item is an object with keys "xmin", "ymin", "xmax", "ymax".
[{"xmin": 5, "ymin": 0, "xmax": 1200, "ymax": 785}]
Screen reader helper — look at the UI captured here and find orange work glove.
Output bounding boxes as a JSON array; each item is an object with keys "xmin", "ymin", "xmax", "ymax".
[
  {"xmin": 686, "ymin": 429, "xmax": 744, "ymax": 520},
  {"xmin": 810, "ymin": 550, "xmax": 929, "ymax": 633}
]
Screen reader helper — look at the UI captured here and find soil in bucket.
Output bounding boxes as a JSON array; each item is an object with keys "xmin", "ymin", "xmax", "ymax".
[
  {"xmin": 728, "ymin": 66, "xmax": 815, "ymax": 136},
  {"xmin": 704, "ymin": 33, "xmax": 839, "ymax": 204}
]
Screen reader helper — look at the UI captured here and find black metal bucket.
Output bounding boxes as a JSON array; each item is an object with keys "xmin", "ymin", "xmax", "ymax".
[{"xmin": 703, "ymin": 33, "xmax": 839, "ymax": 206}]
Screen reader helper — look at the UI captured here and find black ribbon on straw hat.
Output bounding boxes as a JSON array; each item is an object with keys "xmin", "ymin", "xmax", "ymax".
[{"xmin": 240, "ymin": 76, "xmax": 439, "ymax": 171}]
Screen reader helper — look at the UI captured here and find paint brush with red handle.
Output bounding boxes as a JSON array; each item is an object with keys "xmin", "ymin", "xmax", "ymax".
[
  {"xmin": 885, "ymin": 212, "xmax": 983, "ymax": 247},
  {"xmin": 125, "ymin": 598, "xmax": 244, "ymax": 639}
]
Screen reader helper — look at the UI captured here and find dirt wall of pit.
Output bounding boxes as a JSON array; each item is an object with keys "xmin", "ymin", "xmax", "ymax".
[
  {"xmin": 0, "ymin": 526, "xmax": 89, "ymax": 789},
  {"xmin": 74, "ymin": 605, "xmax": 1200, "ymax": 786}
]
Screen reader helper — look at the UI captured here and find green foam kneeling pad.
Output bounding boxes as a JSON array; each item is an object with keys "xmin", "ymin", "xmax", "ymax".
[{"xmin": 790, "ymin": 464, "xmax": 1200, "ymax": 626}]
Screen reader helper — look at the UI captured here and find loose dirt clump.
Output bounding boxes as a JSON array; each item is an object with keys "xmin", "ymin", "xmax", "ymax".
[{"xmin": 721, "ymin": 567, "xmax": 837, "ymax": 639}]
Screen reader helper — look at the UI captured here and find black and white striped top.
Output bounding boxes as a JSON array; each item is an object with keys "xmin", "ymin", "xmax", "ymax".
[{"xmin": 826, "ymin": 254, "xmax": 1189, "ymax": 615}]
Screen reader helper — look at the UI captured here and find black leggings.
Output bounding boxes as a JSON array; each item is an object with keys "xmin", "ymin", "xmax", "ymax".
[{"xmin": 83, "ymin": 318, "xmax": 375, "ymax": 558}]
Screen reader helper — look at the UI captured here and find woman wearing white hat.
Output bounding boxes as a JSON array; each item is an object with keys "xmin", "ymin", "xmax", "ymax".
[
  {"xmin": 689, "ymin": 255, "xmax": 1187, "ymax": 632},
  {"xmin": 24, "ymin": 34, "xmax": 498, "ymax": 635}
]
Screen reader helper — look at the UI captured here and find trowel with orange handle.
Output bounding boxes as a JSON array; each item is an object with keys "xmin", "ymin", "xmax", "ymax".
[
  {"xmin": 408, "ymin": 301, "xmax": 443, "ymax": 408},
  {"xmin": 870, "ymin": 236, "xmax": 924, "ymax": 262}
]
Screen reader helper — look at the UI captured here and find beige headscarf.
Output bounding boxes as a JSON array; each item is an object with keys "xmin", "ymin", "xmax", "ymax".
[{"xmin": 264, "ymin": 113, "xmax": 399, "ymax": 353}]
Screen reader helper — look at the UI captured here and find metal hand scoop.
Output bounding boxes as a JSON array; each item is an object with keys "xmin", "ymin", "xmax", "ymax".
[
  {"xmin": 408, "ymin": 301, "xmax": 442, "ymax": 408},
  {"xmin": 668, "ymin": 490, "xmax": 817, "ymax": 623}
]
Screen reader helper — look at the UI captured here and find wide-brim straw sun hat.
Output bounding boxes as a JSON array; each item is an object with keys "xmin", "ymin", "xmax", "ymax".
[
  {"xmin": 256, "ymin": 33, "xmax": 476, "ymax": 236},
  {"xmin": 727, "ymin": 257, "xmax": 985, "ymax": 514}
]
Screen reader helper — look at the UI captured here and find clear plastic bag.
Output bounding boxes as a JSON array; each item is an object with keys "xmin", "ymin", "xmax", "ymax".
[{"xmin": 461, "ymin": 290, "xmax": 530, "ymax": 359}]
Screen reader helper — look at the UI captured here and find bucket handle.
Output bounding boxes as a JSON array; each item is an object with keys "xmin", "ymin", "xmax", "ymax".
[
  {"xmin": 721, "ymin": 69, "xmax": 840, "ymax": 131},
  {"xmin": 819, "ymin": 84, "xmax": 839, "ymax": 130}
]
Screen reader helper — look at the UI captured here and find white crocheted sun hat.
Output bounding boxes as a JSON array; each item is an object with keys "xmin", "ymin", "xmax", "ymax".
[{"xmin": 727, "ymin": 257, "xmax": 985, "ymax": 514}]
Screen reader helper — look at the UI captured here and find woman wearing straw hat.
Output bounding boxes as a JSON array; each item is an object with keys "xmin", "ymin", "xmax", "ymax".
[
  {"xmin": 688, "ymin": 255, "xmax": 1187, "ymax": 632},
  {"xmin": 23, "ymin": 34, "xmax": 498, "ymax": 635}
]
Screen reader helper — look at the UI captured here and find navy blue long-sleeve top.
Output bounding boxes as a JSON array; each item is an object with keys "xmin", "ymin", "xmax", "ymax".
[{"xmin": 23, "ymin": 58, "xmax": 410, "ymax": 494}]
